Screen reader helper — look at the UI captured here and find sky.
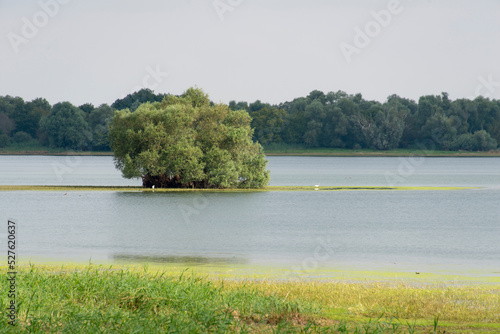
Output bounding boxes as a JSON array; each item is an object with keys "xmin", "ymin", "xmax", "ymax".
[{"xmin": 1, "ymin": 0, "xmax": 500, "ymax": 107}]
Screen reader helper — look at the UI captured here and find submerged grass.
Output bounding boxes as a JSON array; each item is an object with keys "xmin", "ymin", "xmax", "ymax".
[
  {"xmin": 0, "ymin": 185, "xmax": 477, "ymax": 192},
  {"xmin": 1, "ymin": 264, "xmax": 499, "ymax": 333}
]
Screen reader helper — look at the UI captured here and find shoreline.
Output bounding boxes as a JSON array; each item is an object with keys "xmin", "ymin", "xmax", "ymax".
[
  {"xmin": 1, "ymin": 149, "xmax": 500, "ymax": 157},
  {"xmin": 11, "ymin": 260, "xmax": 500, "ymax": 285}
]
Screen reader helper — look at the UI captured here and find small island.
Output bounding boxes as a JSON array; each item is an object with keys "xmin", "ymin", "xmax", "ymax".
[{"xmin": 108, "ymin": 88, "xmax": 269, "ymax": 189}]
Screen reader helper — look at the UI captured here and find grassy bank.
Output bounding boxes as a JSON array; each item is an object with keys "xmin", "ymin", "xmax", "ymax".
[
  {"xmin": 1, "ymin": 264, "xmax": 499, "ymax": 333},
  {"xmin": 264, "ymin": 147, "xmax": 500, "ymax": 157},
  {"xmin": 0, "ymin": 142, "xmax": 113, "ymax": 156},
  {"xmin": 0, "ymin": 185, "xmax": 477, "ymax": 192}
]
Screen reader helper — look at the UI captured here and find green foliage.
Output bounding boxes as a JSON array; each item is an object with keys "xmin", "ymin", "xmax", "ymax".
[
  {"xmin": 0, "ymin": 113, "xmax": 16, "ymax": 137},
  {"xmin": 109, "ymin": 87, "xmax": 270, "ymax": 189},
  {"xmin": 39, "ymin": 102, "xmax": 92, "ymax": 150},
  {"xmin": 0, "ymin": 265, "xmax": 314, "ymax": 333},
  {"xmin": 19, "ymin": 98, "xmax": 51, "ymax": 137},
  {"xmin": 420, "ymin": 113, "xmax": 457, "ymax": 149},
  {"xmin": 472, "ymin": 129, "xmax": 498, "ymax": 151},
  {"xmin": 111, "ymin": 88, "xmax": 167, "ymax": 111},
  {"xmin": 450, "ymin": 133, "xmax": 475, "ymax": 151},
  {"xmin": 249, "ymin": 106, "xmax": 286, "ymax": 145},
  {"xmin": 448, "ymin": 130, "xmax": 498, "ymax": 152},
  {"xmin": 1, "ymin": 89, "xmax": 499, "ymax": 153},
  {"xmin": 0, "ymin": 133, "xmax": 10, "ymax": 147},
  {"xmin": 78, "ymin": 102, "xmax": 95, "ymax": 114},
  {"xmin": 352, "ymin": 107, "xmax": 406, "ymax": 150},
  {"xmin": 89, "ymin": 104, "xmax": 114, "ymax": 150},
  {"xmin": 12, "ymin": 131, "xmax": 33, "ymax": 143}
]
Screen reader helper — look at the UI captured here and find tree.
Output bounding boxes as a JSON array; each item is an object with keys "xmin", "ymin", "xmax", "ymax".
[
  {"xmin": 420, "ymin": 112, "xmax": 457, "ymax": 149},
  {"xmin": 0, "ymin": 113, "xmax": 16, "ymax": 137},
  {"xmin": 472, "ymin": 130, "xmax": 497, "ymax": 151},
  {"xmin": 450, "ymin": 133, "xmax": 475, "ymax": 151},
  {"xmin": 249, "ymin": 106, "xmax": 285, "ymax": 146},
  {"xmin": 78, "ymin": 103, "xmax": 95, "ymax": 114},
  {"xmin": 352, "ymin": 108, "xmax": 405, "ymax": 150},
  {"xmin": 0, "ymin": 96, "xmax": 24, "ymax": 136},
  {"xmin": 228, "ymin": 101, "xmax": 249, "ymax": 111},
  {"xmin": 17, "ymin": 98, "xmax": 52, "ymax": 138},
  {"xmin": 39, "ymin": 102, "xmax": 92, "ymax": 150},
  {"xmin": 109, "ymin": 87, "xmax": 270, "ymax": 189},
  {"xmin": 0, "ymin": 134, "xmax": 9, "ymax": 148},
  {"xmin": 12, "ymin": 131, "xmax": 33, "ymax": 143},
  {"xmin": 111, "ymin": 88, "xmax": 166, "ymax": 111},
  {"xmin": 89, "ymin": 104, "xmax": 115, "ymax": 150}
]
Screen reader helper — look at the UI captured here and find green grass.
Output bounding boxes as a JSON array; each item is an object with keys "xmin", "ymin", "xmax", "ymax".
[
  {"xmin": 263, "ymin": 145, "xmax": 500, "ymax": 157},
  {"xmin": 2, "ymin": 143, "xmax": 500, "ymax": 157},
  {"xmin": 1, "ymin": 264, "xmax": 499, "ymax": 333},
  {"xmin": 0, "ymin": 142, "xmax": 112, "ymax": 156}
]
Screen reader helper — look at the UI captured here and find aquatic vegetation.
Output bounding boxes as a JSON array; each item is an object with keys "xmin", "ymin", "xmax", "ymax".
[{"xmin": 0, "ymin": 185, "xmax": 477, "ymax": 192}]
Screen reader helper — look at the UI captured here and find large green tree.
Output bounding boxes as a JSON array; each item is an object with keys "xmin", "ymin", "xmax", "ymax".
[{"xmin": 109, "ymin": 88, "xmax": 270, "ymax": 189}]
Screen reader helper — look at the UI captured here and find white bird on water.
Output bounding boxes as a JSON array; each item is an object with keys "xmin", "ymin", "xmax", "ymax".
[
  {"xmin": 152, "ymin": 185, "xmax": 155, "ymax": 191},
  {"xmin": 314, "ymin": 183, "xmax": 320, "ymax": 190}
]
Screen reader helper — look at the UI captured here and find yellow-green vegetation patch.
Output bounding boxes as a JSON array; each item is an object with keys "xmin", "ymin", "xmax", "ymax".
[
  {"xmin": 0, "ymin": 185, "xmax": 143, "ymax": 192},
  {"xmin": 1, "ymin": 264, "xmax": 499, "ymax": 333},
  {"xmin": 0, "ymin": 185, "xmax": 479, "ymax": 192},
  {"xmin": 264, "ymin": 186, "xmax": 478, "ymax": 192}
]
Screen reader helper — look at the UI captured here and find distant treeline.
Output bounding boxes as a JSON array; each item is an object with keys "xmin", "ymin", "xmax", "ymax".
[{"xmin": 1, "ymin": 89, "xmax": 499, "ymax": 151}]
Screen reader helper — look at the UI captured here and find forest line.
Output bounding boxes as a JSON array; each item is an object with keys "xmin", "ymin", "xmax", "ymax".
[{"xmin": 0, "ymin": 88, "xmax": 499, "ymax": 152}]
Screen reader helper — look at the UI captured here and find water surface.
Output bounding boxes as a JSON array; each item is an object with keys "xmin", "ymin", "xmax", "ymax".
[{"xmin": 0, "ymin": 155, "xmax": 499, "ymax": 276}]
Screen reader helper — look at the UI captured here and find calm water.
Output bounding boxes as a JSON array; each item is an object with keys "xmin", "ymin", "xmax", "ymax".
[{"xmin": 0, "ymin": 155, "xmax": 499, "ymax": 275}]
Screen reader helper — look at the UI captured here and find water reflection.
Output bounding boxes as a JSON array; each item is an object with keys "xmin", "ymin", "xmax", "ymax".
[{"xmin": 113, "ymin": 254, "xmax": 247, "ymax": 265}]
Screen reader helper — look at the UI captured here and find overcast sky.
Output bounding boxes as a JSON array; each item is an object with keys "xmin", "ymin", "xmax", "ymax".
[{"xmin": 1, "ymin": 0, "xmax": 500, "ymax": 107}]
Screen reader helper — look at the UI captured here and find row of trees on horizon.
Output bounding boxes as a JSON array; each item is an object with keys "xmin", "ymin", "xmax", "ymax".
[{"xmin": 0, "ymin": 88, "xmax": 499, "ymax": 152}]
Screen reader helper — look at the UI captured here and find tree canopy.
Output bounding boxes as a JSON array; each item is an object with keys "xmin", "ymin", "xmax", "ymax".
[
  {"xmin": 108, "ymin": 88, "xmax": 270, "ymax": 189},
  {"xmin": 1, "ymin": 89, "xmax": 499, "ymax": 153},
  {"xmin": 39, "ymin": 102, "xmax": 92, "ymax": 150}
]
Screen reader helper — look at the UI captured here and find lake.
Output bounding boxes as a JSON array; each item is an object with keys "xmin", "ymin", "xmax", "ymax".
[{"xmin": 1, "ymin": 155, "xmax": 499, "ymax": 276}]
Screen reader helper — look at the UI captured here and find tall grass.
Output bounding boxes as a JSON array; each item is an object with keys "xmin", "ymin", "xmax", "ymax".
[
  {"xmin": 1, "ymin": 265, "xmax": 315, "ymax": 333},
  {"xmin": 238, "ymin": 281, "xmax": 500, "ymax": 324},
  {"xmin": 1, "ymin": 265, "xmax": 499, "ymax": 333}
]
